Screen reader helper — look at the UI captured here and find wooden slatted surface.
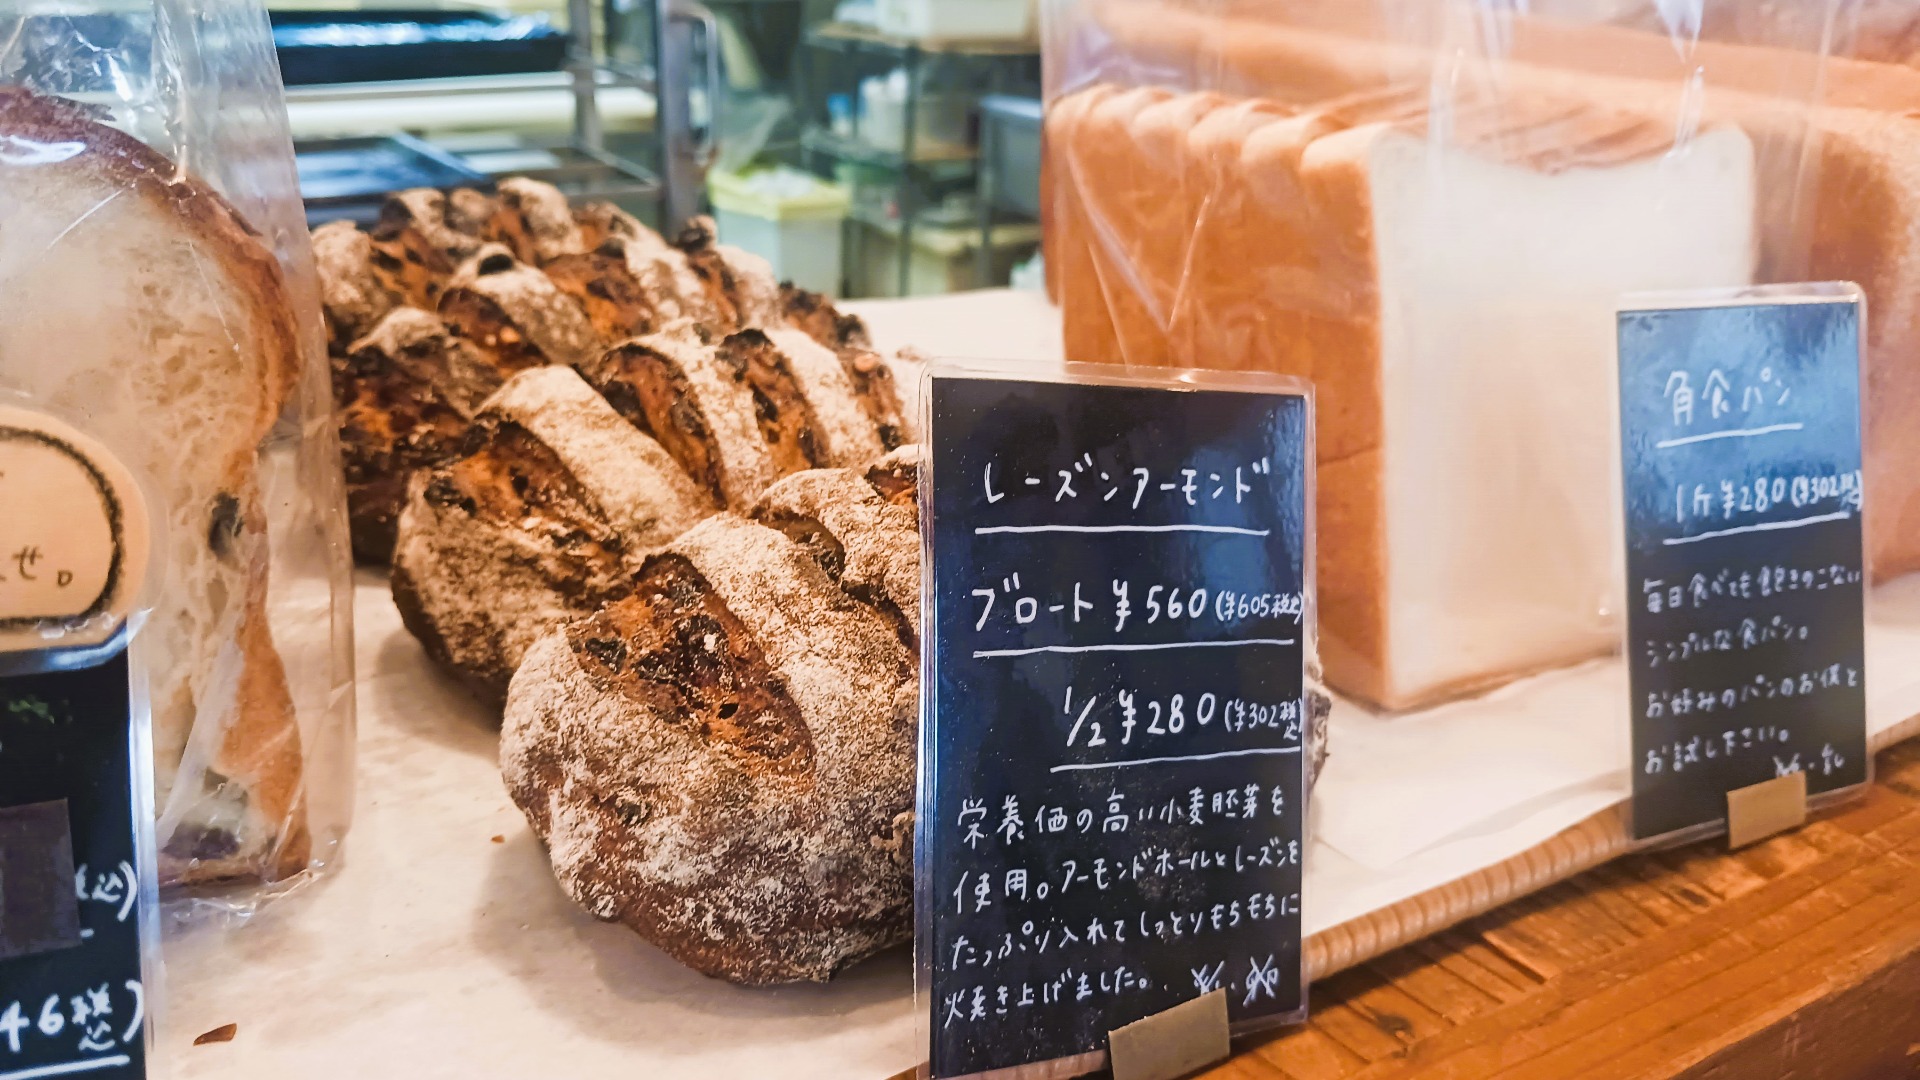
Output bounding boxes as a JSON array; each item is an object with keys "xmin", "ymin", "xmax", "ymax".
[{"xmin": 1207, "ymin": 739, "xmax": 1920, "ymax": 1080}]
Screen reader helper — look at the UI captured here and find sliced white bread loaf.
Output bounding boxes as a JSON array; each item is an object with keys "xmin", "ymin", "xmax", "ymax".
[
  {"xmin": 1060, "ymin": 83, "xmax": 1758, "ymax": 708},
  {"xmin": 0, "ymin": 87, "xmax": 310, "ymax": 884}
]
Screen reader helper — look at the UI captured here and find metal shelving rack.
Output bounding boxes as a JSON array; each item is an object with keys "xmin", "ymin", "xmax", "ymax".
[
  {"xmin": 796, "ymin": 21, "xmax": 1039, "ymax": 296},
  {"xmin": 289, "ymin": 0, "xmax": 719, "ymax": 233}
]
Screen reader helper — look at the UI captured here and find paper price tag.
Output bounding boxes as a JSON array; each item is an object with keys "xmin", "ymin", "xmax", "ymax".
[{"xmin": 0, "ymin": 406, "xmax": 148, "ymax": 657}]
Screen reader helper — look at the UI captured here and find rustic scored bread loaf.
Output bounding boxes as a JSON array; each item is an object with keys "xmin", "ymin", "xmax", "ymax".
[
  {"xmin": 312, "ymin": 220, "xmax": 412, "ymax": 350},
  {"xmin": 751, "ymin": 448, "xmax": 923, "ymax": 641},
  {"xmin": 780, "ymin": 283, "xmax": 873, "ymax": 351},
  {"xmin": 318, "ymin": 183, "xmax": 894, "ymax": 573},
  {"xmin": 438, "ymin": 249, "xmax": 601, "ymax": 373},
  {"xmin": 392, "ymin": 366, "xmax": 710, "ymax": 697},
  {"xmin": 334, "ymin": 307, "xmax": 505, "ymax": 563},
  {"xmin": 581, "ymin": 328, "xmax": 784, "ymax": 507},
  {"xmin": 488, "ymin": 176, "xmax": 588, "ymax": 266},
  {"xmin": 0, "ymin": 87, "xmax": 310, "ymax": 884},
  {"xmin": 540, "ymin": 249, "xmax": 672, "ymax": 344},
  {"xmin": 501, "ymin": 508, "xmax": 918, "ymax": 985}
]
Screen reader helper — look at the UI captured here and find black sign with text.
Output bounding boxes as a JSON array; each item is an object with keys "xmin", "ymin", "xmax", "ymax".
[
  {"xmin": 1617, "ymin": 293, "xmax": 1870, "ymax": 842},
  {"xmin": 0, "ymin": 652, "xmax": 149, "ymax": 1077},
  {"xmin": 920, "ymin": 373, "xmax": 1310, "ymax": 1078}
]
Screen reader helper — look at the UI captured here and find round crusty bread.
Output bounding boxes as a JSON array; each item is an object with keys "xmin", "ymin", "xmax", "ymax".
[
  {"xmin": 501, "ymin": 513, "xmax": 917, "ymax": 984},
  {"xmin": 0, "ymin": 87, "xmax": 309, "ymax": 885},
  {"xmin": 391, "ymin": 366, "xmax": 710, "ymax": 698}
]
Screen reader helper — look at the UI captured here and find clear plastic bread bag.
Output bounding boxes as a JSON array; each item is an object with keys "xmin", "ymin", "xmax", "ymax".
[
  {"xmin": 1036, "ymin": 0, "xmax": 1910, "ymax": 713},
  {"xmin": 0, "ymin": 0, "xmax": 355, "ymax": 904}
]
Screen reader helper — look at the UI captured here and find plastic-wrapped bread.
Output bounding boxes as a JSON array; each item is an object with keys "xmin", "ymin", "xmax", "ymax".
[
  {"xmin": 501, "ymin": 512, "xmax": 917, "ymax": 985},
  {"xmin": 438, "ymin": 249, "xmax": 602, "ymax": 373},
  {"xmin": 580, "ymin": 328, "xmax": 786, "ymax": 507},
  {"xmin": 487, "ymin": 177, "xmax": 589, "ymax": 265},
  {"xmin": 751, "ymin": 448, "xmax": 922, "ymax": 641},
  {"xmin": 334, "ymin": 308, "xmax": 505, "ymax": 563},
  {"xmin": 1049, "ymin": 83, "xmax": 1124, "ymax": 367},
  {"xmin": 0, "ymin": 86, "xmax": 311, "ymax": 885},
  {"xmin": 1079, "ymin": 87, "xmax": 1227, "ymax": 368},
  {"xmin": 391, "ymin": 366, "xmax": 710, "ymax": 697}
]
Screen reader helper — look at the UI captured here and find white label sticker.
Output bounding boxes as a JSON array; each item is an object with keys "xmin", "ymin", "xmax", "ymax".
[{"xmin": 0, "ymin": 407, "xmax": 148, "ymax": 652}]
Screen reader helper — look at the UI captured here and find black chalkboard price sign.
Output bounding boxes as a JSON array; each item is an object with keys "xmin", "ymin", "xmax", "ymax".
[
  {"xmin": 1616, "ymin": 287, "xmax": 1870, "ymax": 843},
  {"xmin": 0, "ymin": 654, "xmax": 150, "ymax": 1079},
  {"xmin": 918, "ymin": 366, "xmax": 1312, "ymax": 1079}
]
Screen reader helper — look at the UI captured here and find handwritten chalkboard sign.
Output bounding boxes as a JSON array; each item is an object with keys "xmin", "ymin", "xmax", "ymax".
[
  {"xmin": 919, "ymin": 367, "xmax": 1311, "ymax": 1078},
  {"xmin": 0, "ymin": 654, "xmax": 150, "ymax": 1078},
  {"xmin": 1616, "ymin": 288, "xmax": 1869, "ymax": 843}
]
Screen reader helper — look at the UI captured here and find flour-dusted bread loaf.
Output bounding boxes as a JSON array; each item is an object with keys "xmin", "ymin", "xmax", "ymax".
[
  {"xmin": 540, "ymin": 249, "xmax": 671, "ymax": 344},
  {"xmin": 392, "ymin": 365, "xmax": 710, "ymax": 698},
  {"xmin": 0, "ymin": 87, "xmax": 310, "ymax": 885},
  {"xmin": 779, "ymin": 283, "xmax": 872, "ymax": 351},
  {"xmin": 335, "ymin": 307, "xmax": 505, "ymax": 563},
  {"xmin": 488, "ymin": 177, "xmax": 588, "ymax": 265},
  {"xmin": 312, "ymin": 220, "xmax": 412, "ymax": 350},
  {"xmin": 752, "ymin": 328, "xmax": 890, "ymax": 467},
  {"xmin": 372, "ymin": 187, "xmax": 491, "ymax": 296},
  {"xmin": 581, "ymin": 328, "xmax": 786, "ymax": 507},
  {"xmin": 671, "ymin": 216, "xmax": 784, "ymax": 332},
  {"xmin": 572, "ymin": 199, "xmax": 649, "ymax": 251},
  {"xmin": 751, "ymin": 451, "xmax": 922, "ymax": 641},
  {"xmin": 501, "ymin": 512, "xmax": 917, "ymax": 984},
  {"xmin": 438, "ymin": 250, "xmax": 602, "ymax": 373}
]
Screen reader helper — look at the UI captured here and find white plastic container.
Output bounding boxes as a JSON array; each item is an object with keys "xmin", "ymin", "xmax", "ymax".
[
  {"xmin": 875, "ymin": 0, "xmax": 1033, "ymax": 41},
  {"xmin": 710, "ymin": 166, "xmax": 852, "ymax": 295}
]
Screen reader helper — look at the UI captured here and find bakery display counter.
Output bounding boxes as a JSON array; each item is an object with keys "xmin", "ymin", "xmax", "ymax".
[
  {"xmin": 1211, "ymin": 738, "xmax": 1920, "ymax": 1080},
  {"xmin": 156, "ymin": 290, "xmax": 1920, "ymax": 1079}
]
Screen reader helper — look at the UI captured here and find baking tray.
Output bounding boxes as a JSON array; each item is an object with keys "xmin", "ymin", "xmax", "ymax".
[
  {"xmin": 297, "ymin": 134, "xmax": 490, "ymax": 227},
  {"xmin": 272, "ymin": 9, "xmax": 570, "ymax": 86}
]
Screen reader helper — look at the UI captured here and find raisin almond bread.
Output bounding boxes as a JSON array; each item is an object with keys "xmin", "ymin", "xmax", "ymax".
[
  {"xmin": 502, "ymin": 509, "xmax": 918, "ymax": 984},
  {"xmin": 392, "ymin": 366, "xmax": 710, "ymax": 698}
]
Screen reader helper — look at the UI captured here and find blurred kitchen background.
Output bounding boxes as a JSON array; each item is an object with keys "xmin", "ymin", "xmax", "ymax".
[{"xmin": 286, "ymin": 0, "xmax": 1043, "ymax": 297}]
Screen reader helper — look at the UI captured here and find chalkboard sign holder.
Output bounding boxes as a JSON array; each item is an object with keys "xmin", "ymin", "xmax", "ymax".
[
  {"xmin": 1615, "ymin": 284, "xmax": 1873, "ymax": 852},
  {"xmin": 914, "ymin": 359, "xmax": 1315, "ymax": 1080}
]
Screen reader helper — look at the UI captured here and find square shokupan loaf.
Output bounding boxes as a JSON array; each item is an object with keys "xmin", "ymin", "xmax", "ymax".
[
  {"xmin": 1057, "ymin": 84, "xmax": 1757, "ymax": 709},
  {"xmin": 1071, "ymin": 0, "xmax": 1920, "ymax": 593}
]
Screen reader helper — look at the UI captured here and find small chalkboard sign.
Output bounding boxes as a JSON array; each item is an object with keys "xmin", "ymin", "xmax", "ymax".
[
  {"xmin": 0, "ymin": 405, "xmax": 154, "ymax": 1079},
  {"xmin": 0, "ymin": 655, "xmax": 151, "ymax": 1078},
  {"xmin": 1616, "ymin": 286, "xmax": 1869, "ymax": 843},
  {"xmin": 918, "ymin": 365, "xmax": 1311, "ymax": 1079}
]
